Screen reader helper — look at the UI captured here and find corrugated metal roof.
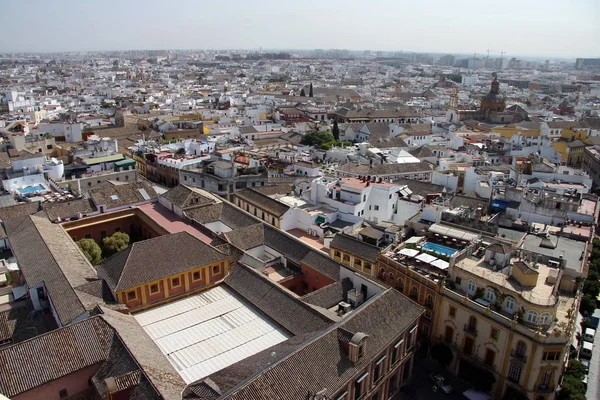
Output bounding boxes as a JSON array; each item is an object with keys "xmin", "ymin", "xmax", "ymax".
[{"xmin": 134, "ymin": 285, "xmax": 289, "ymax": 384}]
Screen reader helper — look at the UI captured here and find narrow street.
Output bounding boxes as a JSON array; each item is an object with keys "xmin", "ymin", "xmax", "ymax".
[{"xmin": 394, "ymin": 351, "xmax": 471, "ymax": 400}]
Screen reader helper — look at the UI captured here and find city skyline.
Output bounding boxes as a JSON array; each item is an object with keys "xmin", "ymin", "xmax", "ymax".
[{"xmin": 1, "ymin": 0, "xmax": 599, "ymax": 58}]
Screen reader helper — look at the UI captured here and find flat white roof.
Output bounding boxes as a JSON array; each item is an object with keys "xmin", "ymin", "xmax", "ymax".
[{"xmin": 134, "ymin": 285, "xmax": 290, "ymax": 384}]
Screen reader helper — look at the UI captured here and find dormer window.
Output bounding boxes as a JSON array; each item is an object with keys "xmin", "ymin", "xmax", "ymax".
[{"xmin": 348, "ymin": 332, "xmax": 369, "ymax": 363}]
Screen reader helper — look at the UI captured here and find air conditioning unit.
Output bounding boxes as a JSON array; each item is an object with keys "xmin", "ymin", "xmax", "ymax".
[{"xmin": 338, "ymin": 301, "xmax": 352, "ymax": 315}]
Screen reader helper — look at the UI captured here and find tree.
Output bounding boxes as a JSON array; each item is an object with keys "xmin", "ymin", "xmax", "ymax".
[
  {"xmin": 564, "ymin": 359, "xmax": 588, "ymax": 380},
  {"xmin": 309, "ymin": 83, "xmax": 313, "ymax": 97},
  {"xmin": 102, "ymin": 232, "xmax": 130, "ymax": 257},
  {"xmin": 332, "ymin": 120, "xmax": 340, "ymax": 141},
  {"xmin": 299, "ymin": 88, "xmax": 306, "ymax": 97},
  {"xmin": 430, "ymin": 342, "xmax": 453, "ymax": 367},
  {"xmin": 558, "ymin": 376, "xmax": 586, "ymax": 400},
  {"xmin": 300, "ymin": 131, "xmax": 334, "ymax": 147},
  {"xmin": 77, "ymin": 239, "xmax": 102, "ymax": 265},
  {"xmin": 580, "ymin": 294, "xmax": 596, "ymax": 315}
]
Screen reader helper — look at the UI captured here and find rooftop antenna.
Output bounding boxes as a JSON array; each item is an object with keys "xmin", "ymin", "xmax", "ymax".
[
  {"xmin": 486, "ymin": 49, "xmax": 490, "ymax": 61},
  {"xmin": 500, "ymin": 51, "xmax": 506, "ymax": 69}
]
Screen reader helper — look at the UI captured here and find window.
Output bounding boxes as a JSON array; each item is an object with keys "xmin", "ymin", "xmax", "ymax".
[
  {"xmin": 410, "ymin": 286, "xmax": 418, "ymax": 299},
  {"xmin": 126, "ymin": 290, "xmax": 136, "ymax": 301},
  {"xmin": 192, "ymin": 271, "xmax": 201, "ymax": 281},
  {"xmin": 425, "ymin": 295, "xmax": 434, "ymax": 308},
  {"xmin": 374, "ymin": 205, "xmax": 379, "ymax": 211},
  {"xmin": 542, "ymin": 351, "xmax": 561, "ymax": 361},
  {"xmin": 527, "ymin": 310, "xmax": 538, "ymax": 324},
  {"xmin": 172, "ymin": 277, "xmax": 181, "ymax": 288},
  {"xmin": 505, "ymin": 297, "xmax": 515, "ymax": 313},
  {"xmin": 490, "ymin": 327, "xmax": 499, "ymax": 340},
  {"xmin": 484, "ymin": 348, "xmax": 496, "ymax": 367},
  {"xmin": 354, "ymin": 373, "xmax": 369, "ymax": 400},
  {"xmin": 407, "ymin": 325, "xmax": 417, "ymax": 350},
  {"xmin": 334, "ymin": 390, "xmax": 348, "ymax": 400},
  {"xmin": 397, "ymin": 278, "xmax": 404, "ymax": 291},
  {"xmin": 374, "ymin": 356, "xmax": 386, "ymax": 383},
  {"xmin": 516, "ymin": 341, "xmax": 527, "ymax": 357},
  {"xmin": 540, "ymin": 313, "xmax": 551, "ymax": 325},
  {"xmin": 455, "ymin": 276, "xmax": 462, "ymax": 285},
  {"xmin": 467, "ymin": 280, "xmax": 476, "ymax": 294},
  {"xmin": 389, "ymin": 273, "xmax": 395, "ymax": 280},
  {"xmin": 540, "ymin": 371, "xmax": 552, "ymax": 387},
  {"xmin": 343, "ymin": 254, "xmax": 350, "ymax": 261},
  {"xmin": 85, "ymin": 234, "xmax": 92, "ymax": 239},
  {"xmin": 467, "ymin": 316, "xmax": 477, "ymax": 330},
  {"xmin": 379, "ymin": 268, "xmax": 386, "ymax": 278},
  {"xmin": 424, "ymin": 310, "xmax": 432, "ymax": 319},
  {"xmin": 485, "ymin": 287, "xmax": 496, "ymax": 302},
  {"xmin": 149, "ymin": 284, "xmax": 159, "ymax": 294},
  {"xmin": 508, "ymin": 363, "xmax": 522, "ymax": 383},
  {"xmin": 335, "ymin": 250, "xmax": 341, "ymax": 257},
  {"xmin": 101, "ymin": 231, "xmax": 107, "ymax": 240},
  {"xmin": 212, "ymin": 265, "xmax": 220, "ymax": 275},
  {"xmin": 364, "ymin": 263, "xmax": 372, "ymax": 273},
  {"xmin": 449, "ymin": 306, "xmax": 456, "ymax": 318},
  {"xmin": 392, "ymin": 339, "xmax": 404, "ymax": 365},
  {"xmin": 59, "ymin": 389, "xmax": 68, "ymax": 399},
  {"xmin": 354, "ymin": 259, "xmax": 362, "ymax": 267}
]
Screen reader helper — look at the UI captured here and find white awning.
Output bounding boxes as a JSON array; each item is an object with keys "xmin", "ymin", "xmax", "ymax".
[
  {"xmin": 415, "ymin": 253, "xmax": 438, "ymax": 264},
  {"xmin": 398, "ymin": 248, "xmax": 420, "ymax": 257},
  {"xmin": 428, "ymin": 223, "xmax": 479, "ymax": 242},
  {"xmin": 405, "ymin": 236, "xmax": 424, "ymax": 244},
  {"xmin": 462, "ymin": 389, "xmax": 493, "ymax": 400},
  {"xmin": 12, "ymin": 285, "xmax": 28, "ymax": 301},
  {"xmin": 430, "ymin": 259, "xmax": 450, "ymax": 270}
]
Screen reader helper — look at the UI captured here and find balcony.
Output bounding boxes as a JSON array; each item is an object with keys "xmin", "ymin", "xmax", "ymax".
[
  {"xmin": 463, "ymin": 324, "xmax": 478, "ymax": 336},
  {"xmin": 510, "ymin": 349, "xmax": 528, "ymax": 363},
  {"xmin": 535, "ymin": 385, "xmax": 555, "ymax": 394}
]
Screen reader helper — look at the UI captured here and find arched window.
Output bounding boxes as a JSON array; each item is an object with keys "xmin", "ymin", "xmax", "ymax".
[
  {"xmin": 389, "ymin": 273, "xmax": 395, "ymax": 280},
  {"xmin": 527, "ymin": 310, "xmax": 538, "ymax": 324},
  {"xmin": 379, "ymin": 268, "xmax": 386, "ymax": 278},
  {"xmin": 468, "ymin": 316, "xmax": 477, "ymax": 330},
  {"xmin": 467, "ymin": 280, "xmax": 476, "ymax": 294},
  {"xmin": 504, "ymin": 297, "xmax": 515, "ymax": 313},
  {"xmin": 485, "ymin": 288, "xmax": 496, "ymax": 302},
  {"xmin": 516, "ymin": 340, "xmax": 527, "ymax": 357},
  {"xmin": 397, "ymin": 279, "xmax": 404, "ymax": 292},
  {"xmin": 540, "ymin": 313, "xmax": 551, "ymax": 325},
  {"xmin": 410, "ymin": 286, "xmax": 418, "ymax": 299},
  {"xmin": 426, "ymin": 295, "xmax": 434, "ymax": 308}
]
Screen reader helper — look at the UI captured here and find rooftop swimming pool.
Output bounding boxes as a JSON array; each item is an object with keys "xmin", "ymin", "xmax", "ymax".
[
  {"xmin": 17, "ymin": 184, "xmax": 46, "ymax": 195},
  {"xmin": 422, "ymin": 242, "xmax": 458, "ymax": 257}
]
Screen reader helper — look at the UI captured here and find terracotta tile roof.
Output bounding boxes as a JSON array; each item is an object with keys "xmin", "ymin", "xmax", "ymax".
[
  {"xmin": 5, "ymin": 214, "xmax": 92, "ymax": 326},
  {"xmin": 98, "ymin": 306, "xmax": 189, "ymax": 400},
  {"xmin": 0, "ymin": 317, "xmax": 113, "ymax": 397},
  {"xmin": 0, "ymin": 201, "xmax": 42, "ymax": 221},
  {"xmin": 42, "ymin": 198, "xmax": 94, "ymax": 222},
  {"xmin": 301, "ymin": 278, "xmax": 353, "ymax": 309},
  {"xmin": 330, "ymin": 233, "xmax": 381, "ymax": 263},
  {"xmin": 160, "ymin": 184, "xmax": 216, "ymax": 211},
  {"xmin": 224, "ymin": 223, "xmax": 265, "ymax": 250},
  {"xmin": 234, "ymin": 189, "xmax": 290, "ymax": 217},
  {"xmin": 96, "ymin": 231, "xmax": 228, "ymax": 292},
  {"xmin": 89, "ymin": 181, "xmax": 158, "ymax": 210},
  {"xmin": 336, "ymin": 161, "xmax": 432, "ymax": 176},
  {"xmin": 218, "ymin": 288, "xmax": 423, "ymax": 400},
  {"xmin": 225, "ymin": 264, "xmax": 333, "ymax": 336}
]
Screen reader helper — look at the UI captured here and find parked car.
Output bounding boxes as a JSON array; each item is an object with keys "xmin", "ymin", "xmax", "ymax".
[{"xmin": 430, "ymin": 373, "xmax": 453, "ymax": 394}]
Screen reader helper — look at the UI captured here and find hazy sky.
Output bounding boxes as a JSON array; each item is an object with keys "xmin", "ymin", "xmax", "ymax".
[{"xmin": 2, "ymin": 0, "xmax": 599, "ymax": 58}]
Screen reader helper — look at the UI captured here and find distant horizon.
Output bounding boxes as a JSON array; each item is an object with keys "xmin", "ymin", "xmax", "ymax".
[
  {"xmin": 1, "ymin": 0, "xmax": 599, "ymax": 58},
  {"xmin": 0, "ymin": 47, "xmax": 592, "ymax": 62}
]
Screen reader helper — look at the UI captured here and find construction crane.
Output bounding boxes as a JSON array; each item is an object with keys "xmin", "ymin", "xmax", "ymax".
[{"xmin": 486, "ymin": 49, "xmax": 491, "ymax": 61}]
